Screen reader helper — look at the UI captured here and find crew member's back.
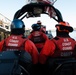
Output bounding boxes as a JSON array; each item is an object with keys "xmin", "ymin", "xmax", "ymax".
[
  {"xmin": 28, "ymin": 23, "xmax": 48, "ymax": 52},
  {"xmin": 0, "ymin": 19, "xmax": 39, "ymax": 75}
]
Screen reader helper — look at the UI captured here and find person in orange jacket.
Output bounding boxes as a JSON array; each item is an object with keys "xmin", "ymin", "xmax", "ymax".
[
  {"xmin": 39, "ymin": 21, "xmax": 76, "ymax": 75},
  {"xmin": 28, "ymin": 23, "xmax": 48, "ymax": 52},
  {"xmin": 0, "ymin": 19, "xmax": 39, "ymax": 74}
]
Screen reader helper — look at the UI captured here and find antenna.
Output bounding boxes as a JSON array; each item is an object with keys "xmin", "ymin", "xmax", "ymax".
[{"xmin": 52, "ymin": 0, "xmax": 57, "ymax": 5}]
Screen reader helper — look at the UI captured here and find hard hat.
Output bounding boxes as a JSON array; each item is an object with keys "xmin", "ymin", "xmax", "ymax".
[
  {"xmin": 55, "ymin": 21, "xmax": 73, "ymax": 32},
  {"xmin": 11, "ymin": 19, "xmax": 25, "ymax": 29},
  {"xmin": 32, "ymin": 23, "xmax": 41, "ymax": 30}
]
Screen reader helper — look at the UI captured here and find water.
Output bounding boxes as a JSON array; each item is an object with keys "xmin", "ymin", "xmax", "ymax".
[{"xmin": 51, "ymin": 30, "xmax": 76, "ymax": 40}]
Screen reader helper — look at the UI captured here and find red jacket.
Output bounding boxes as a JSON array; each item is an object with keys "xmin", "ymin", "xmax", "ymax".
[
  {"xmin": 39, "ymin": 37, "xmax": 76, "ymax": 64},
  {"xmin": 0, "ymin": 35, "xmax": 39, "ymax": 64},
  {"xmin": 28, "ymin": 31, "xmax": 48, "ymax": 52}
]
